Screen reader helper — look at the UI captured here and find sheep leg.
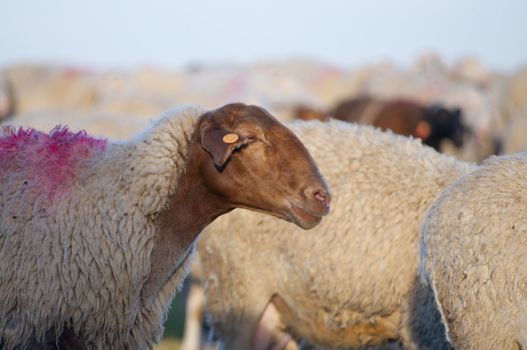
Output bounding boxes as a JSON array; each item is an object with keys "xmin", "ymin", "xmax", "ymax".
[
  {"xmin": 252, "ymin": 299, "xmax": 300, "ymax": 350},
  {"xmin": 401, "ymin": 279, "xmax": 452, "ymax": 350},
  {"xmin": 215, "ymin": 295, "xmax": 268, "ymax": 350},
  {"xmin": 216, "ymin": 295, "xmax": 297, "ymax": 350},
  {"xmin": 181, "ymin": 282, "xmax": 206, "ymax": 350}
]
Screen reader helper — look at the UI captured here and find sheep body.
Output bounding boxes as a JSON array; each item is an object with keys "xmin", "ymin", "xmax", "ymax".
[
  {"xmin": 0, "ymin": 74, "xmax": 14, "ymax": 120},
  {"xmin": 4, "ymin": 65, "xmax": 98, "ymax": 114},
  {"xmin": 0, "ymin": 109, "xmax": 151, "ymax": 139},
  {"xmin": 420, "ymin": 152, "xmax": 527, "ymax": 350},
  {"xmin": 198, "ymin": 119, "xmax": 474, "ymax": 349},
  {"xmin": 502, "ymin": 105, "xmax": 527, "ymax": 154},
  {"xmin": 0, "ymin": 106, "xmax": 204, "ymax": 349}
]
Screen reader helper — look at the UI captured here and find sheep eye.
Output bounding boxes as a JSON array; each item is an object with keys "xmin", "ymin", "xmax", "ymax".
[
  {"xmin": 234, "ymin": 142, "xmax": 250, "ymax": 152},
  {"xmin": 250, "ymin": 135, "xmax": 269, "ymax": 146}
]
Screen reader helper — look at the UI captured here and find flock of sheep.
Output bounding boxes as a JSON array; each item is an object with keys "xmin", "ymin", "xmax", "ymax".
[{"xmin": 0, "ymin": 56, "xmax": 526, "ymax": 350}]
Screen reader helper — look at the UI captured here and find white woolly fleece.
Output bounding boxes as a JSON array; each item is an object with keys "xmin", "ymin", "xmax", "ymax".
[
  {"xmin": 0, "ymin": 105, "xmax": 206, "ymax": 349},
  {"xmin": 421, "ymin": 152, "xmax": 527, "ymax": 350},
  {"xmin": 198, "ymin": 119, "xmax": 476, "ymax": 350}
]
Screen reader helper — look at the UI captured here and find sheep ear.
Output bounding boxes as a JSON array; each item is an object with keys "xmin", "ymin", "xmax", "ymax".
[
  {"xmin": 201, "ymin": 126, "xmax": 246, "ymax": 168},
  {"xmin": 415, "ymin": 120, "xmax": 431, "ymax": 140}
]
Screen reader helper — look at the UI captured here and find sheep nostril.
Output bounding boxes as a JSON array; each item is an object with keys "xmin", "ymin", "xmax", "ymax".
[{"xmin": 314, "ymin": 190, "xmax": 331, "ymax": 207}]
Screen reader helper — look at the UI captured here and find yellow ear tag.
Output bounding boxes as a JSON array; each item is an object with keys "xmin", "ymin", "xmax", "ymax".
[{"xmin": 222, "ymin": 133, "xmax": 239, "ymax": 144}]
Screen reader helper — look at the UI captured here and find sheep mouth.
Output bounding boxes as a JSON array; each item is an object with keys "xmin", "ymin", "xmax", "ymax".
[{"xmin": 289, "ymin": 205, "xmax": 324, "ymax": 230}]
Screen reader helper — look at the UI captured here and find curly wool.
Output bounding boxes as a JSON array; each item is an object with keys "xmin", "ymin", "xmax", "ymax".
[
  {"xmin": 198, "ymin": 119, "xmax": 475, "ymax": 349},
  {"xmin": 420, "ymin": 152, "xmax": 527, "ymax": 350},
  {"xmin": 0, "ymin": 105, "xmax": 205, "ymax": 349},
  {"xmin": 0, "ymin": 126, "xmax": 108, "ymax": 197}
]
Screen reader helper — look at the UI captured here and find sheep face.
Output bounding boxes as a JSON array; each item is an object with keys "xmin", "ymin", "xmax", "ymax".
[
  {"xmin": 425, "ymin": 106, "xmax": 468, "ymax": 150},
  {"xmin": 197, "ymin": 103, "xmax": 330, "ymax": 229}
]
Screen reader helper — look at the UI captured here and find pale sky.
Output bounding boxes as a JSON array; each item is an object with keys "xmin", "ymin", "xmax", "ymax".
[{"xmin": 1, "ymin": 0, "xmax": 526, "ymax": 71}]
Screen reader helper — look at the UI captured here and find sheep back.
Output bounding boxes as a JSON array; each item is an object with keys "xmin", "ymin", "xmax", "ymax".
[
  {"xmin": 421, "ymin": 152, "xmax": 527, "ymax": 350},
  {"xmin": 198, "ymin": 119, "xmax": 473, "ymax": 349},
  {"xmin": 0, "ymin": 106, "xmax": 204, "ymax": 349}
]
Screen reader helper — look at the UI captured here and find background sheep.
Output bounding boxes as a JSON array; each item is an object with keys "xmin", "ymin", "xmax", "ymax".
[
  {"xmin": 420, "ymin": 152, "xmax": 527, "ymax": 350},
  {"xmin": 2, "ymin": 59, "xmax": 527, "ymax": 347},
  {"xmin": 192, "ymin": 119, "xmax": 474, "ymax": 350},
  {"xmin": 333, "ymin": 97, "xmax": 467, "ymax": 151},
  {"xmin": 294, "ymin": 96, "xmax": 468, "ymax": 152},
  {"xmin": 0, "ymin": 103, "xmax": 330, "ymax": 349},
  {"xmin": 4, "ymin": 59, "xmax": 526, "ymax": 165},
  {"xmin": 501, "ymin": 105, "xmax": 527, "ymax": 155},
  {"xmin": 0, "ymin": 73, "xmax": 14, "ymax": 121},
  {"xmin": 3, "ymin": 65, "xmax": 98, "ymax": 115},
  {"xmin": 4, "ymin": 109, "xmax": 151, "ymax": 140}
]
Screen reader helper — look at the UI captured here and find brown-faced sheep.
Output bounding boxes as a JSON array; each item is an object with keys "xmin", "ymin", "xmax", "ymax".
[{"xmin": 0, "ymin": 103, "xmax": 330, "ymax": 349}]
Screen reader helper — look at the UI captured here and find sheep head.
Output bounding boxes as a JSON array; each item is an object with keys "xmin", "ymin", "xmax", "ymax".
[
  {"xmin": 195, "ymin": 103, "xmax": 330, "ymax": 229},
  {"xmin": 424, "ymin": 105, "xmax": 468, "ymax": 150}
]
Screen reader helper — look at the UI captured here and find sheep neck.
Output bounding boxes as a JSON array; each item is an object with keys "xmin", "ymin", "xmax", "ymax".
[{"xmin": 142, "ymin": 157, "xmax": 231, "ymax": 301}]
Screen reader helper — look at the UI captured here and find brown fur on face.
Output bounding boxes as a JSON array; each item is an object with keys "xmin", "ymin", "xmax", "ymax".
[
  {"xmin": 195, "ymin": 103, "xmax": 331, "ymax": 229},
  {"xmin": 145, "ymin": 103, "xmax": 331, "ymax": 306}
]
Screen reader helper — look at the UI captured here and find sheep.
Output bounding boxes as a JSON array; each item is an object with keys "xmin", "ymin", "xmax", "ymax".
[
  {"xmin": 419, "ymin": 152, "xmax": 527, "ymax": 350},
  {"xmin": 491, "ymin": 67, "xmax": 527, "ymax": 130},
  {"xmin": 191, "ymin": 119, "xmax": 475, "ymax": 350},
  {"xmin": 293, "ymin": 105, "xmax": 330, "ymax": 122},
  {"xmin": 0, "ymin": 73, "xmax": 14, "ymax": 121},
  {"xmin": 1, "ymin": 109, "xmax": 151, "ymax": 140},
  {"xmin": 501, "ymin": 105, "xmax": 527, "ymax": 155},
  {"xmin": 331, "ymin": 96, "xmax": 467, "ymax": 152},
  {"xmin": 293, "ymin": 97, "xmax": 468, "ymax": 153},
  {"xmin": 4, "ymin": 65, "xmax": 98, "ymax": 114},
  {"xmin": 0, "ymin": 103, "xmax": 330, "ymax": 349}
]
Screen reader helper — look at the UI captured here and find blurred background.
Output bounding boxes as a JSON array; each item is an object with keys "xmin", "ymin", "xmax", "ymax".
[{"xmin": 1, "ymin": 0, "xmax": 526, "ymax": 348}]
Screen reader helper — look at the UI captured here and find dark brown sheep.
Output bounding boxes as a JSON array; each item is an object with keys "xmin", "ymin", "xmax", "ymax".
[{"xmin": 295, "ymin": 96, "xmax": 468, "ymax": 152}]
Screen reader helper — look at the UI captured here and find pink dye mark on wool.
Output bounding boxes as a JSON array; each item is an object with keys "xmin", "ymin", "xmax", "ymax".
[{"xmin": 0, "ymin": 125, "xmax": 108, "ymax": 197}]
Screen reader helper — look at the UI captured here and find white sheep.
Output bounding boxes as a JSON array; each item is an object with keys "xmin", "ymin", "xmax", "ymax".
[
  {"xmin": 192, "ymin": 119, "xmax": 474, "ymax": 350},
  {"xmin": 501, "ymin": 105, "xmax": 527, "ymax": 155},
  {"xmin": 0, "ymin": 73, "xmax": 14, "ymax": 121},
  {"xmin": 4, "ymin": 65, "xmax": 98, "ymax": 114},
  {"xmin": 0, "ymin": 103, "xmax": 330, "ymax": 349},
  {"xmin": 1, "ymin": 108, "xmax": 151, "ymax": 140},
  {"xmin": 420, "ymin": 152, "xmax": 527, "ymax": 350}
]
